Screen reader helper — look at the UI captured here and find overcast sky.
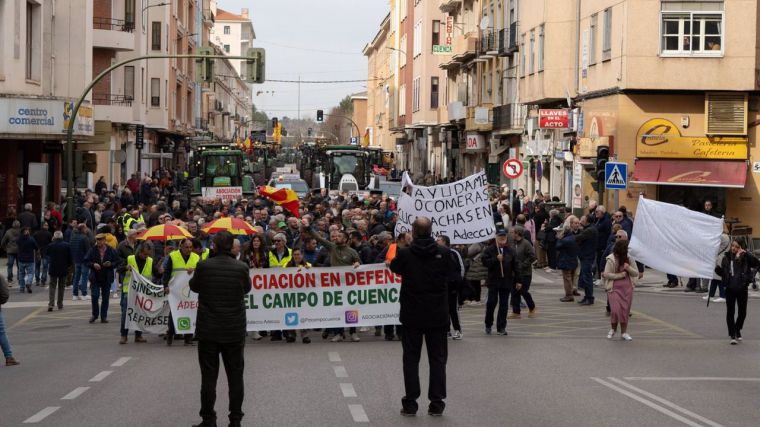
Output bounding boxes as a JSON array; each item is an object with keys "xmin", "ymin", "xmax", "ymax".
[{"xmin": 218, "ymin": 0, "xmax": 389, "ymax": 120}]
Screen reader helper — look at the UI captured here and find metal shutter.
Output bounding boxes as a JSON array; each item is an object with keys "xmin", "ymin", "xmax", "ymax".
[{"xmin": 705, "ymin": 92, "xmax": 747, "ymax": 135}]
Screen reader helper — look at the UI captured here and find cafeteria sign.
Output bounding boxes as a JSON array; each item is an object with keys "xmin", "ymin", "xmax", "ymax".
[{"xmin": 636, "ymin": 118, "xmax": 747, "ymax": 160}]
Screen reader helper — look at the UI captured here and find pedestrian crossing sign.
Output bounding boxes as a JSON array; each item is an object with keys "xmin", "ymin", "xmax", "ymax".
[{"xmin": 605, "ymin": 162, "xmax": 627, "ymax": 190}]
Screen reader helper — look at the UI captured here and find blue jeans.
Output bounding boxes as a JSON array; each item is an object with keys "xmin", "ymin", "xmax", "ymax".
[
  {"xmin": 35, "ymin": 256, "xmax": 49, "ymax": 283},
  {"xmin": 0, "ymin": 310, "xmax": 12, "ymax": 358},
  {"xmin": 120, "ymin": 292, "xmax": 142, "ymax": 337},
  {"xmin": 72, "ymin": 263, "xmax": 89, "ymax": 296},
  {"xmin": 578, "ymin": 258, "xmax": 594, "ymax": 301},
  {"xmin": 18, "ymin": 262, "xmax": 35, "ymax": 291},
  {"xmin": 6, "ymin": 254, "xmax": 17, "ymax": 281},
  {"xmin": 90, "ymin": 281, "xmax": 111, "ymax": 320}
]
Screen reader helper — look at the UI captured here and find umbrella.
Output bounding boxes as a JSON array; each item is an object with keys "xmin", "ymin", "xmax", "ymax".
[
  {"xmin": 202, "ymin": 217, "xmax": 257, "ymax": 236},
  {"xmin": 137, "ymin": 224, "xmax": 192, "ymax": 241}
]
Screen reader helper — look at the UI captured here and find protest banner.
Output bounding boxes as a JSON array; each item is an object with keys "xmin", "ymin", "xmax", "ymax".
[
  {"xmin": 395, "ymin": 171, "xmax": 495, "ymax": 244},
  {"xmin": 629, "ymin": 196, "xmax": 723, "ymax": 279},
  {"xmin": 126, "ymin": 267, "xmax": 172, "ymax": 333},
  {"xmin": 166, "ymin": 264, "xmax": 402, "ymax": 333}
]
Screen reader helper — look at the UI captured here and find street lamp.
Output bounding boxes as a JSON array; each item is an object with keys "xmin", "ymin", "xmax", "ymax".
[
  {"xmin": 142, "ymin": 2, "xmax": 170, "ymax": 31},
  {"xmin": 386, "ymin": 47, "xmax": 406, "ymax": 55}
]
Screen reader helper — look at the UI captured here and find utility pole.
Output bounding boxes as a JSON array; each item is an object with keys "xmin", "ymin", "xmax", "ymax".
[{"xmin": 298, "ymin": 75, "xmax": 301, "ymax": 120}]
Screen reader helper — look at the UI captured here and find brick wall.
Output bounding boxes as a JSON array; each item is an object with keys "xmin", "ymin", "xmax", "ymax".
[{"xmin": 92, "ymin": 49, "xmax": 115, "ymax": 103}]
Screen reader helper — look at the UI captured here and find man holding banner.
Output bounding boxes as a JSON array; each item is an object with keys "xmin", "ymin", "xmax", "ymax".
[
  {"xmin": 162, "ymin": 238, "xmax": 200, "ymax": 346},
  {"xmin": 119, "ymin": 241, "xmax": 157, "ymax": 344},
  {"xmin": 190, "ymin": 231, "xmax": 251, "ymax": 427}
]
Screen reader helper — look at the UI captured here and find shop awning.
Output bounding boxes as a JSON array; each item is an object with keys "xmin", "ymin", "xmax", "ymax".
[{"xmin": 632, "ymin": 159, "xmax": 747, "ymax": 188}]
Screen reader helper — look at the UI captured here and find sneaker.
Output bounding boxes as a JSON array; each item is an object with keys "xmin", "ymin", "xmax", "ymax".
[
  {"xmin": 73, "ymin": 295, "xmax": 79, "ymax": 301},
  {"xmin": 736, "ymin": 331, "xmax": 743, "ymax": 341},
  {"xmin": 83, "ymin": 295, "xmax": 91, "ymax": 300},
  {"xmin": 712, "ymin": 297, "xmax": 726, "ymax": 303},
  {"xmin": 350, "ymin": 333, "xmax": 360, "ymax": 342},
  {"xmin": 359, "ymin": 327, "xmax": 370, "ymax": 332},
  {"xmin": 528, "ymin": 309, "xmax": 537, "ymax": 318},
  {"xmin": 251, "ymin": 332, "xmax": 263, "ymax": 341},
  {"xmin": 622, "ymin": 333, "xmax": 633, "ymax": 341},
  {"xmin": 331, "ymin": 334, "xmax": 344, "ymax": 342},
  {"xmin": 607, "ymin": 329, "xmax": 615, "ymax": 339},
  {"xmin": 507, "ymin": 313, "xmax": 521, "ymax": 319},
  {"xmin": 496, "ymin": 329, "xmax": 507, "ymax": 335},
  {"xmin": 484, "ymin": 327, "xmax": 492, "ymax": 335},
  {"xmin": 702, "ymin": 295, "xmax": 709, "ymax": 300},
  {"xmin": 5, "ymin": 357, "xmax": 20, "ymax": 366},
  {"xmin": 730, "ymin": 338, "xmax": 738, "ymax": 345},
  {"xmin": 452, "ymin": 331, "xmax": 463, "ymax": 340}
]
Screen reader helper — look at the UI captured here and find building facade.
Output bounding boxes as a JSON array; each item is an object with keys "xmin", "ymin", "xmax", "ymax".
[{"xmin": 211, "ymin": 7, "xmax": 255, "ymax": 78}]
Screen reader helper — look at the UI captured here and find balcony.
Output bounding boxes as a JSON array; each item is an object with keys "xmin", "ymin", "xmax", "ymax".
[
  {"xmin": 93, "ymin": 17, "xmax": 136, "ymax": 51},
  {"xmin": 452, "ymin": 34, "xmax": 478, "ymax": 64},
  {"xmin": 508, "ymin": 22, "xmax": 519, "ymax": 53},
  {"xmin": 466, "ymin": 105, "xmax": 493, "ymax": 131},
  {"xmin": 493, "ymin": 103, "xmax": 527, "ymax": 131},
  {"xmin": 93, "ymin": 94, "xmax": 135, "ymax": 124},
  {"xmin": 93, "ymin": 94, "xmax": 133, "ymax": 107},
  {"xmin": 439, "ymin": 0, "xmax": 462, "ymax": 13},
  {"xmin": 448, "ymin": 101, "xmax": 466, "ymax": 122},
  {"xmin": 479, "ymin": 30, "xmax": 498, "ymax": 58}
]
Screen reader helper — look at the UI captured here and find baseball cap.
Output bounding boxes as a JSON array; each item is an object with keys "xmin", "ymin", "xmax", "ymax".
[
  {"xmin": 277, "ymin": 221, "xmax": 287, "ymax": 228},
  {"xmin": 496, "ymin": 229, "xmax": 508, "ymax": 236}
]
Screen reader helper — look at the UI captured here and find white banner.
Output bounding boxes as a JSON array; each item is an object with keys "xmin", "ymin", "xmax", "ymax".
[
  {"xmin": 395, "ymin": 171, "xmax": 495, "ymax": 244},
  {"xmin": 201, "ymin": 186, "xmax": 243, "ymax": 201},
  {"xmin": 629, "ymin": 197, "xmax": 723, "ymax": 279},
  {"xmin": 167, "ymin": 264, "xmax": 402, "ymax": 333},
  {"xmin": 126, "ymin": 267, "xmax": 172, "ymax": 333}
]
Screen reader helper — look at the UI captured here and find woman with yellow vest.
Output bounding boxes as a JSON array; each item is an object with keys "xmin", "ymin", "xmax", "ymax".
[
  {"xmin": 119, "ymin": 241, "xmax": 157, "ymax": 344},
  {"xmin": 285, "ymin": 248, "xmax": 312, "ymax": 344},
  {"xmin": 161, "ymin": 238, "xmax": 200, "ymax": 346}
]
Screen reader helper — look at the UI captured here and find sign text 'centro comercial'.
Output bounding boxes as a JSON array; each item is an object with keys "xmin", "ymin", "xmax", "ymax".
[{"xmin": 0, "ymin": 98, "xmax": 94, "ymax": 136}]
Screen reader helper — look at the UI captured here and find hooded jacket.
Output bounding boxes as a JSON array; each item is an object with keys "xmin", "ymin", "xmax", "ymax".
[
  {"xmin": 390, "ymin": 237, "xmax": 452, "ymax": 329},
  {"xmin": 1, "ymin": 225, "xmax": 21, "ymax": 255}
]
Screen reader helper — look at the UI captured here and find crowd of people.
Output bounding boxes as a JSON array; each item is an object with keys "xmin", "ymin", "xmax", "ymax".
[{"xmin": 0, "ymin": 170, "xmax": 757, "ymax": 370}]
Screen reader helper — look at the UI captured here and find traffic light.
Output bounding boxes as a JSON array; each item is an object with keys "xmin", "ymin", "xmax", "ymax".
[
  {"xmin": 196, "ymin": 47, "xmax": 214, "ymax": 83},
  {"xmin": 245, "ymin": 48, "xmax": 266, "ymax": 84},
  {"xmin": 307, "ymin": 127, "xmax": 313, "ymax": 137},
  {"xmin": 316, "ymin": 109, "xmax": 324, "ymax": 122},
  {"xmin": 595, "ymin": 145, "xmax": 610, "ymax": 183}
]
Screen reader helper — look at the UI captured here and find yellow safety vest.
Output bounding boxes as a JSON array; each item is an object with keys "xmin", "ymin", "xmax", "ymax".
[
  {"xmin": 124, "ymin": 216, "xmax": 135, "ymax": 230},
  {"xmin": 123, "ymin": 255, "xmax": 154, "ymax": 293},
  {"xmin": 268, "ymin": 248, "xmax": 292, "ymax": 268},
  {"xmin": 169, "ymin": 250, "xmax": 200, "ymax": 277},
  {"xmin": 202, "ymin": 248, "xmax": 210, "ymax": 260}
]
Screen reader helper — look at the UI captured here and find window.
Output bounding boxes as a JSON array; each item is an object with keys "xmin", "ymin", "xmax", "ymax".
[
  {"xmin": 124, "ymin": 66, "xmax": 135, "ymax": 100},
  {"xmin": 413, "ymin": 20, "xmax": 422, "ymax": 57},
  {"xmin": 151, "ymin": 78, "xmax": 160, "ymax": 107},
  {"xmin": 529, "ymin": 30, "xmax": 535, "ymax": 74},
  {"xmin": 151, "ymin": 22, "xmax": 161, "ymax": 51},
  {"xmin": 25, "ymin": 1, "xmax": 40, "ymax": 81},
  {"xmin": 602, "ymin": 8, "xmax": 612, "ymax": 60},
  {"xmin": 431, "ymin": 77, "xmax": 439, "ymax": 109},
  {"xmin": 399, "ymin": 84, "xmax": 406, "ymax": 116},
  {"xmin": 224, "ymin": 44, "xmax": 230, "ymax": 53},
  {"xmin": 661, "ymin": 1, "xmax": 724, "ymax": 55},
  {"xmin": 520, "ymin": 33, "xmax": 526, "ymax": 76},
  {"xmin": 589, "ymin": 14, "xmax": 598, "ymax": 64},
  {"xmin": 125, "ymin": 0, "xmax": 135, "ymax": 29},
  {"xmin": 432, "ymin": 20, "xmax": 440, "ymax": 48},
  {"xmin": 400, "ymin": 34, "xmax": 407, "ymax": 67},
  {"xmin": 538, "ymin": 25, "xmax": 545, "ymax": 71},
  {"xmin": 412, "ymin": 77, "xmax": 421, "ymax": 112},
  {"xmin": 224, "ymin": 25, "xmax": 231, "ymax": 35}
]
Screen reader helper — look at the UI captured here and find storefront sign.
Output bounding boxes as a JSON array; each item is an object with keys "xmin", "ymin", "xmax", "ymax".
[
  {"xmin": 433, "ymin": 16, "xmax": 455, "ymax": 55},
  {"xmin": 578, "ymin": 136, "xmax": 611, "ymax": 158},
  {"xmin": 0, "ymin": 98, "xmax": 94, "ymax": 136},
  {"xmin": 636, "ymin": 118, "xmax": 747, "ymax": 160},
  {"xmin": 539, "ymin": 109, "xmax": 569, "ymax": 129},
  {"xmin": 465, "ymin": 133, "xmax": 485, "ymax": 151},
  {"xmin": 201, "ymin": 186, "xmax": 243, "ymax": 201}
]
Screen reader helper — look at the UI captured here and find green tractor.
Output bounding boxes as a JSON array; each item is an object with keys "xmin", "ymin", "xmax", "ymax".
[{"xmin": 188, "ymin": 143, "xmax": 254, "ymax": 200}]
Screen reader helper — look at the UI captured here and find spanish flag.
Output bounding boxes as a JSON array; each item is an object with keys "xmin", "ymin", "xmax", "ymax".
[{"xmin": 258, "ymin": 186, "xmax": 300, "ymax": 217}]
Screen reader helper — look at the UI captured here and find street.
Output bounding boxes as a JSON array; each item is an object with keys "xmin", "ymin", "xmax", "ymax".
[{"xmin": 2, "ymin": 269, "xmax": 759, "ymax": 426}]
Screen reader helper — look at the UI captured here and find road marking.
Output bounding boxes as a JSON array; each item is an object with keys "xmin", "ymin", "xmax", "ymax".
[
  {"xmin": 23, "ymin": 407, "xmax": 60, "ymax": 423},
  {"xmin": 625, "ymin": 377, "xmax": 760, "ymax": 382},
  {"xmin": 340, "ymin": 383, "xmax": 357, "ymax": 398},
  {"xmin": 328, "ymin": 351, "xmax": 341, "ymax": 362},
  {"xmin": 111, "ymin": 357, "xmax": 132, "ymax": 367},
  {"xmin": 348, "ymin": 404, "xmax": 369, "ymax": 423},
  {"xmin": 9, "ymin": 307, "xmax": 45, "ymax": 330},
  {"xmin": 61, "ymin": 387, "xmax": 90, "ymax": 400},
  {"xmin": 629, "ymin": 309, "xmax": 701, "ymax": 338},
  {"xmin": 591, "ymin": 377, "xmax": 702, "ymax": 427},
  {"xmin": 89, "ymin": 370, "xmax": 113, "ymax": 382},
  {"xmin": 333, "ymin": 366, "xmax": 348, "ymax": 378},
  {"xmin": 608, "ymin": 377, "xmax": 723, "ymax": 427}
]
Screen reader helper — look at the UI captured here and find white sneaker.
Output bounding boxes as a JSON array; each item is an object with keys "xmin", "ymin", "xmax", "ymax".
[
  {"xmin": 331, "ymin": 334, "xmax": 344, "ymax": 342},
  {"xmin": 83, "ymin": 295, "xmax": 91, "ymax": 300},
  {"xmin": 452, "ymin": 331, "xmax": 463, "ymax": 340},
  {"xmin": 622, "ymin": 333, "xmax": 633, "ymax": 341},
  {"xmin": 350, "ymin": 333, "xmax": 360, "ymax": 342},
  {"xmin": 607, "ymin": 329, "xmax": 615, "ymax": 339},
  {"xmin": 251, "ymin": 332, "xmax": 263, "ymax": 341},
  {"xmin": 702, "ymin": 295, "xmax": 709, "ymax": 300},
  {"xmin": 712, "ymin": 297, "xmax": 726, "ymax": 303},
  {"xmin": 730, "ymin": 338, "xmax": 738, "ymax": 345},
  {"xmin": 359, "ymin": 327, "xmax": 369, "ymax": 332}
]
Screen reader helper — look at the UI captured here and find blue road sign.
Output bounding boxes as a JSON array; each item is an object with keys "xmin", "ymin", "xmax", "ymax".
[
  {"xmin": 605, "ymin": 162, "xmax": 627, "ymax": 190},
  {"xmin": 350, "ymin": 137, "xmax": 359, "ymax": 145}
]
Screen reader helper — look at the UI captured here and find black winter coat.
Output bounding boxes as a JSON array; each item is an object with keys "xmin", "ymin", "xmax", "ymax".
[
  {"xmin": 481, "ymin": 243, "xmax": 518, "ymax": 289},
  {"xmin": 46, "ymin": 240, "xmax": 72, "ymax": 277},
  {"xmin": 576, "ymin": 225, "xmax": 598, "ymax": 261},
  {"xmin": 390, "ymin": 237, "xmax": 452, "ymax": 329},
  {"xmin": 189, "ymin": 253, "xmax": 251, "ymax": 343},
  {"xmin": 716, "ymin": 251, "xmax": 760, "ymax": 290}
]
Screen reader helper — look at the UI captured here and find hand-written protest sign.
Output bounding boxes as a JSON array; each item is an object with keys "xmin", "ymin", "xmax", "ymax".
[
  {"xmin": 395, "ymin": 171, "xmax": 495, "ymax": 244},
  {"xmin": 629, "ymin": 196, "xmax": 722, "ymax": 279},
  {"xmin": 126, "ymin": 267, "xmax": 172, "ymax": 333},
  {"xmin": 167, "ymin": 264, "xmax": 402, "ymax": 333}
]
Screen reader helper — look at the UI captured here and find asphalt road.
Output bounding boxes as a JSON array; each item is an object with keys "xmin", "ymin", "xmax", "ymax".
[{"xmin": 2, "ymin": 269, "xmax": 759, "ymax": 426}]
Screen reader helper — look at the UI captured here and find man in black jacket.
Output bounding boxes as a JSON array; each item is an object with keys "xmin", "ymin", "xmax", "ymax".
[
  {"xmin": 576, "ymin": 215, "xmax": 599, "ymax": 305},
  {"xmin": 190, "ymin": 231, "xmax": 251, "ymax": 427},
  {"xmin": 481, "ymin": 229, "xmax": 519, "ymax": 335},
  {"xmin": 390, "ymin": 217, "xmax": 452, "ymax": 417}
]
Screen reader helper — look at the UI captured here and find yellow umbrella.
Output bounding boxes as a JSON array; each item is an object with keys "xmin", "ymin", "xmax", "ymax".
[
  {"xmin": 136, "ymin": 224, "xmax": 192, "ymax": 241},
  {"xmin": 202, "ymin": 217, "xmax": 257, "ymax": 236}
]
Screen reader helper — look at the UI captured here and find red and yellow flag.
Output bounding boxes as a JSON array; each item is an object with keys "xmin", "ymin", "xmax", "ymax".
[{"xmin": 258, "ymin": 186, "xmax": 300, "ymax": 217}]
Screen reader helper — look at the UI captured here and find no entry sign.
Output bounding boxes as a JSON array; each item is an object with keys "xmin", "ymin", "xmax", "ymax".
[{"xmin": 503, "ymin": 158, "xmax": 523, "ymax": 179}]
